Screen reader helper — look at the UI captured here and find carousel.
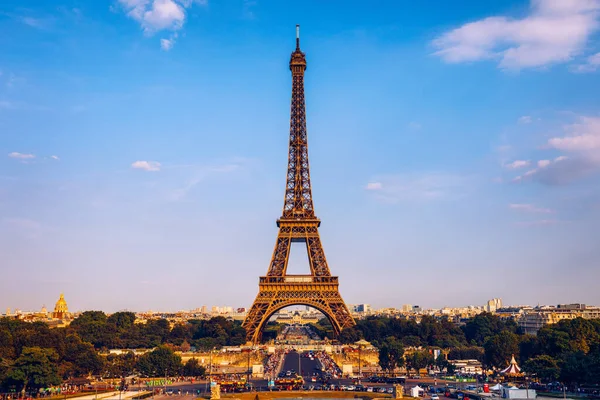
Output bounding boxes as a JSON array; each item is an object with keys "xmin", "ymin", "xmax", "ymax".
[{"xmin": 500, "ymin": 354, "xmax": 523, "ymax": 378}]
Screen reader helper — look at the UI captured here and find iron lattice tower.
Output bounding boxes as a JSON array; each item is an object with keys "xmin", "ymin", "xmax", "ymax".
[{"xmin": 243, "ymin": 26, "xmax": 356, "ymax": 343}]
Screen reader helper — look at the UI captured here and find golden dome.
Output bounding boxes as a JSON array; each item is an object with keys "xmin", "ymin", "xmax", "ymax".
[{"xmin": 53, "ymin": 293, "xmax": 69, "ymax": 318}]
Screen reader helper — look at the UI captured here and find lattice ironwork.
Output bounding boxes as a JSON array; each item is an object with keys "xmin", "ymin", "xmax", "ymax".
[{"xmin": 243, "ymin": 26, "xmax": 355, "ymax": 343}]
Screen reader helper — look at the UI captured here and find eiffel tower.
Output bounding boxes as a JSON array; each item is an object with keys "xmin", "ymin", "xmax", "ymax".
[{"xmin": 243, "ymin": 26, "xmax": 356, "ymax": 343}]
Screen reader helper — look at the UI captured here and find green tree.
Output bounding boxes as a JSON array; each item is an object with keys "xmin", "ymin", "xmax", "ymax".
[
  {"xmin": 105, "ymin": 352, "xmax": 137, "ymax": 378},
  {"xmin": 339, "ymin": 328, "xmax": 361, "ymax": 344},
  {"xmin": 523, "ymin": 355, "xmax": 559, "ymax": 382},
  {"xmin": 484, "ymin": 330, "xmax": 520, "ymax": 369},
  {"xmin": 2, "ymin": 347, "xmax": 61, "ymax": 395},
  {"xmin": 136, "ymin": 346, "xmax": 182, "ymax": 377},
  {"xmin": 409, "ymin": 351, "xmax": 434, "ymax": 375},
  {"xmin": 435, "ymin": 357, "xmax": 456, "ymax": 374},
  {"xmin": 463, "ymin": 313, "xmax": 517, "ymax": 346},
  {"xmin": 62, "ymin": 335, "xmax": 104, "ymax": 378},
  {"xmin": 182, "ymin": 358, "xmax": 206, "ymax": 377},
  {"xmin": 448, "ymin": 347, "xmax": 484, "ymax": 361},
  {"xmin": 377, "ymin": 338, "xmax": 404, "ymax": 373},
  {"xmin": 107, "ymin": 312, "xmax": 136, "ymax": 331},
  {"xmin": 560, "ymin": 351, "xmax": 588, "ymax": 384}
]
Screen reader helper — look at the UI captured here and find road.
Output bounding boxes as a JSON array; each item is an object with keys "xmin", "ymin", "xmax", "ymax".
[{"xmin": 279, "ymin": 350, "xmax": 322, "ymax": 379}]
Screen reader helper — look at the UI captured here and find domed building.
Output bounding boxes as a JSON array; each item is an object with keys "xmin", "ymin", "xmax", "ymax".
[{"xmin": 52, "ymin": 293, "xmax": 70, "ymax": 319}]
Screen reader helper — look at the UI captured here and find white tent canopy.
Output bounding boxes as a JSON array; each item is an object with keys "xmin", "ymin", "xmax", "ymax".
[
  {"xmin": 411, "ymin": 386, "xmax": 424, "ymax": 397},
  {"xmin": 491, "ymin": 384, "xmax": 503, "ymax": 391}
]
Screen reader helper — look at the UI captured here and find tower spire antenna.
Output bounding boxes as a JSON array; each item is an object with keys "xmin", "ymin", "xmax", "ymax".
[{"xmin": 296, "ymin": 24, "xmax": 300, "ymax": 49}]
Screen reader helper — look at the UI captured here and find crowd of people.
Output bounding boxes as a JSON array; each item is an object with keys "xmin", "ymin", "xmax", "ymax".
[
  {"xmin": 263, "ymin": 349, "xmax": 285, "ymax": 378},
  {"xmin": 314, "ymin": 351, "xmax": 342, "ymax": 378}
]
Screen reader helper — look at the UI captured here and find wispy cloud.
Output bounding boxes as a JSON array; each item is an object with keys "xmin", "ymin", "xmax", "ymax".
[
  {"xmin": 50, "ymin": 155, "xmax": 60, "ymax": 161},
  {"xmin": 131, "ymin": 160, "xmax": 161, "ymax": 171},
  {"xmin": 365, "ymin": 182, "xmax": 382, "ymax": 190},
  {"xmin": 510, "ymin": 115, "xmax": 600, "ymax": 184},
  {"xmin": 572, "ymin": 51, "xmax": 600, "ymax": 72},
  {"xmin": 8, "ymin": 152, "xmax": 35, "ymax": 160},
  {"xmin": 116, "ymin": 0, "xmax": 207, "ymax": 49},
  {"xmin": 160, "ymin": 34, "xmax": 177, "ymax": 51},
  {"xmin": 513, "ymin": 155, "xmax": 569, "ymax": 183},
  {"xmin": 509, "ymin": 203, "xmax": 554, "ymax": 213},
  {"xmin": 168, "ymin": 159, "xmax": 247, "ymax": 201},
  {"xmin": 432, "ymin": 0, "xmax": 600, "ymax": 70},
  {"xmin": 364, "ymin": 172, "xmax": 469, "ymax": 202},
  {"xmin": 20, "ymin": 16, "xmax": 47, "ymax": 29},
  {"xmin": 518, "ymin": 115, "xmax": 533, "ymax": 124},
  {"xmin": 408, "ymin": 121, "xmax": 422, "ymax": 130},
  {"xmin": 514, "ymin": 219, "xmax": 561, "ymax": 227},
  {"xmin": 505, "ymin": 160, "xmax": 531, "ymax": 169},
  {"xmin": 548, "ymin": 116, "xmax": 600, "ymax": 153}
]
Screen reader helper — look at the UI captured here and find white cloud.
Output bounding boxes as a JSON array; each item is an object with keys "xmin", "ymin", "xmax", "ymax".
[
  {"xmin": 131, "ymin": 160, "xmax": 161, "ymax": 171},
  {"xmin": 20, "ymin": 17, "xmax": 46, "ymax": 29},
  {"xmin": 573, "ymin": 51, "xmax": 600, "ymax": 72},
  {"xmin": 364, "ymin": 172, "xmax": 469, "ymax": 202},
  {"xmin": 512, "ymin": 116, "xmax": 600, "ymax": 184},
  {"xmin": 548, "ymin": 116, "xmax": 600, "ymax": 152},
  {"xmin": 117, "ymin": 0, "xmax": 206, "ymax": 48},
  {"xmin": 513, "ymin": 155, "xmax": 569, "ymax": 182},
  {"xmin": 505, "ymin": 160, "xmax": 531, "ymax": 169},
  {"xmin": 518, "ymin": 115, "xmax": 533, "ymax": 124},
  {"xmin": 509, "ymin": 203, "xmax": 554, "ymax": 213},
  {"xmin": 365, "ymin": 182, "xmax": 382, "ymax": 190},
  {"xmin": 537, "ymin": 159, "xmax": 551, "ymax": 168},
  {"xmin": 160, "ymin": 34, "xmax": 177, "ymax": 50},
  {"xmin": 8, "ymin": 152, "xmax": 35, "ymax": 160},
  {"xmin": 50, "ymin": 155, "xmax": 60, "ymax": 160},
  {"xmin": 432, "ymin": 0, "xmax": 600, "ymax": 69}
]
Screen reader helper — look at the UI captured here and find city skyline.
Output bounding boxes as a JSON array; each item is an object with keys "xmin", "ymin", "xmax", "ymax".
[{"xmin": 2, "ymin": 0, "xmax": 600, "ymax": 312}]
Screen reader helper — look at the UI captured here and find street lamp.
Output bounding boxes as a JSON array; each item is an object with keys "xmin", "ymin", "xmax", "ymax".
[{"xmin": 355, "ymin": 339, "xmax": 369, "ymax": 385}]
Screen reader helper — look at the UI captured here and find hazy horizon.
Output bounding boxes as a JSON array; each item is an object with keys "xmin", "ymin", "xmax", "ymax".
[{"xmin": 2, "ymin": 0, "xmax": 600, "ymax": 313}]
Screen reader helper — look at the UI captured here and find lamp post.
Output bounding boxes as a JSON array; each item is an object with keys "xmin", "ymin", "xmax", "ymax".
[
  {"xmin": 358, "ymin": 345, "xmax": 362, "ymax": 384},
  {"xmin": 209, "ymin": 349, "xmax": 213, "ymax": 386},
  {"xmin": 245, "ymin": 347, "xmax": 251, "ymax": 390}
]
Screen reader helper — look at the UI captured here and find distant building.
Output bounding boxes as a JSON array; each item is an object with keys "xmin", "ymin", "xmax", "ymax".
[
  {"xmin": 273, "ymin": 311, "xmax": 320, "ymax": 325},
  {"xmin": 401, "ymin": 304, "xmax": 412, "ymax": 312},
  {"xmin": 412, "ymin": 305, "xmax": 422, "ymax": 313},
  {"xmin": 486, "ymin": 298, "xmax": 503, "ymax": 313},
  {"xmin": 450, "ymin": 359, "xmax": 484, "ymax": 374},
  {"xmin": 52, "ymin": 293, "xmax": 70, "ymax": 319},
  {"xmin": 354, "ymin": 304, "xmax": 371, "ymax": 313},
  {"xmin": 201, "ymin": 305, "xmax": 207, "ymax": 313},
  {"xmin": 518, "ymin": 303, "xmax": 600, "ymax": 334}
]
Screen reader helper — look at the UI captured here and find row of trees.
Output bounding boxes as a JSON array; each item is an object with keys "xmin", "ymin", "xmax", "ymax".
[
  {"xmin": 0, "ymin": 345, "xmax": 206, "ymax": 395},
  {"xmin": 0, "ymin": 314, "xmax": 241, "ymax": 393},
  {"xmin": 3, "ymin": 311, "xmax": 600, "ymax": 389},
  {"xmin": 362, "ymin": 314, "xmax": 600, "ymax": 385},
  {"xmin": 68, "ymin": 312, "xmax": 246, "ymax": 350}
]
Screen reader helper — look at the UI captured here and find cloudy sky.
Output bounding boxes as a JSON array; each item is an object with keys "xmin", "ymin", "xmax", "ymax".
[{"xmin": 2, "ymin": 0, "xmax": 600, "ymax": 313}]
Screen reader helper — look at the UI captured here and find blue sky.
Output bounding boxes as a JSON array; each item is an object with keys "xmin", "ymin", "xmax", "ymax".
[{"xmin": 2, "ymin": 0, "xmax": 600, "ymax": 313}]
